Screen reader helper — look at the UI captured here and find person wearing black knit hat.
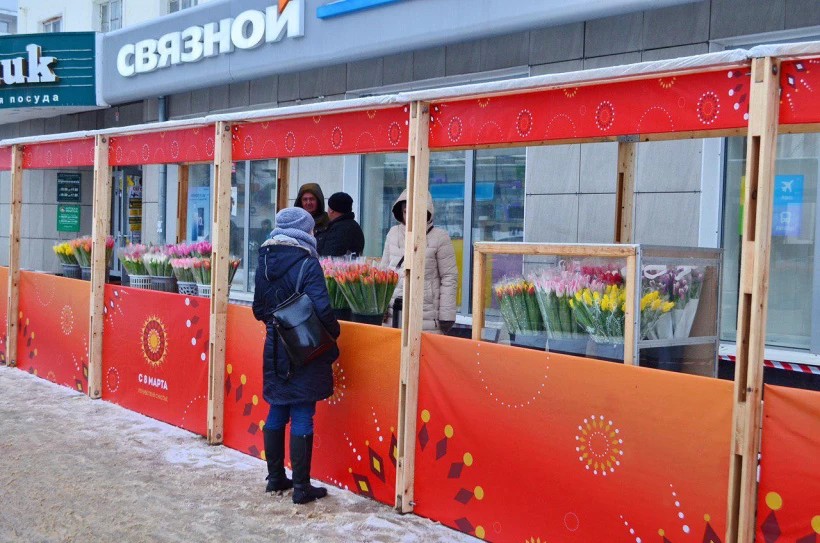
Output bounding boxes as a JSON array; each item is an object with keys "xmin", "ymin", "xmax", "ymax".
[{"xmin": 316, "ymin": 192, "xmax": 365, "ymax": 257}]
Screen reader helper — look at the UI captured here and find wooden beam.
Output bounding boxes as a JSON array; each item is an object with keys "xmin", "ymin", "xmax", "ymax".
[
  {"xmin": 395, "ymin": 101, "xmax": 431, "ymax": 514},
  {"xmin": 615, "ymin": 141, "xmax": 636, "ymax": 243},
  {"xmin": 623, "ymin": 252, "xmax": 638, "ymax": 365},
  {"xmin": 276, "ymin": 158, "xmax": 290, "ymax": 211},
  {"xmin": 207, "ymin": 121, "xmax": 232, "ymax": 445},
  {"xmin": 727, "ymin": 56, "xmax": 780, "ymax": 543},
  {"xmin": 176, "ymin": 165, "xmax": 189, "ymax": 243},
  {"xmin": 87, "ymin": 135, "xmax": 111, "ymax": 398},
  {"xmin": 470, "ymin": 247, "xmax": 486, "ymax": 341},
  {"xmin": 474, "ymin": 242, "xmax": 637, "ymax": 258},
  {"xmin": 5, "ymin": 145, "xmax": 22, "ymax": 367}
]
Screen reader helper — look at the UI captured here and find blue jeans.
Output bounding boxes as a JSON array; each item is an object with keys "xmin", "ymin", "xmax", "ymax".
[{"xmin": 266, "ymin": 402, "xmax": 317, "ymax": 435}]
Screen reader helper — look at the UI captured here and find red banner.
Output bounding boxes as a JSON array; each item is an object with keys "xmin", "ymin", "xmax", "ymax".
[
  {"xmin": 757, "ymin": 385, "xmax": 820, "ymax": 541},
  {"xmin": 232, "ymin": 106, "xmax": 410, "ymax": 160},
  {"xmin": 0, "ymin": 147, "xmax": 10, "ymax": 171},
  {"xmin": 430, "ymin": 68, "xmax": 750, "ymax": 148},
  {"xmin": 223, "ymin": 305, "xmax": 401, "ymax": 505},
  {"xmin": 0, "ymin": 267, "xmax": 8, "ymax": 364},
  {"xmin": 109, "ymin": 126, "xmax": 215, "ymax": 166},
  {"xmin": 22, "ymin": 138, "xmax": 95, "ymax": 169},
  {"xmin": 415, "ymin": 334, "xmax": 733, "ymax": 542},
  {"xmin": 779, "ymin": 58, "xmax": 820, "ymax": 125},
  {"xmin": 15, "ymin": 272, "xmax": 89, "ymax": 392},
  {"xmin": 101, "ymin": 285, "xmax": 209, "ymax": 436}
]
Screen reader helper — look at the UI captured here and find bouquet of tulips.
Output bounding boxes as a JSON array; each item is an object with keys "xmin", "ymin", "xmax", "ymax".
[
  {"xmin": 570, "ymin": 283, "xmax": 626, "ymax": 344},
  {"xmin": 70, "ymin": 236, "xmax": 93, "ymax": 267},
  {"xmin": 192, "ymin": 257, "xmax": 212, "ymax": 285},
  {"xmin": 228, "ymin": 256, "xmax": 241, "ymax": 285},
  {"xmin": 320, "ymin": 258, "xmax": 351, "ymax": 310},
  {"xmin": 639, "ymin": 289, "xmax": 675, "ymax": 340},
  {"xmin": 493, "ymin": 278, "xmax": 544, "ymax": 336},
  {"xmin": 118, "ymin": 244, "xmax": 149, "ymax": 276},
  {"xmin": 170, "ymin": 258, "xmax": 196, "ymax": 283},
  {"xmin": 328, "ymin": 260, "xmax": 399, "ymax": 316},
  {"xmin": 53, "ymin": 242, "xmax": 78, "ymax": 265},
  {"xmin": 143, "ymin": 248, "xmax": 173, "ymax": 277},
  {"xmin": 530, "ymin": 269, "xmax": 585, "ymax": 339}
]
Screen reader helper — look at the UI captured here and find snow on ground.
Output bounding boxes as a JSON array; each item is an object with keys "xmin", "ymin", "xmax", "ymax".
[{"xmin": 0, "ymin": 366, "xmax": 476, "ymax": 543}]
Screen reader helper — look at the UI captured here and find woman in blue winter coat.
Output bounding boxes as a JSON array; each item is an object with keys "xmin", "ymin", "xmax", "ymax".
[{"xmin": 252, "ymin": 206, "xmax": 340, "ymax": 504}]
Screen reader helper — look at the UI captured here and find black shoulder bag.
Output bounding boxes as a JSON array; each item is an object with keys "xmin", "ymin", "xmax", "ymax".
[{"xmin": 271, "ymin": 259, "xmax": 336, "ymax": 372}]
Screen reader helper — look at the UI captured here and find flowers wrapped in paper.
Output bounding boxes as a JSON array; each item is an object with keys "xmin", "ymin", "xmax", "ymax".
[
  {"xmin": 118, "ymin": 244, "xmax": 148, "ymax": 276},
  {"xmin": 493, "ymin": 278, "xmax": 544, "ymax": 337},
  {"xmin": 570, "ymin": 283, "xmax": 626, "ymax": 345},
  {"xmin": 320, "ymin": 258, "xmax": 351, "ymax": 311},
  {"xmin": 330, "ymin": 260, "xmax": 399, "ymax": 316},
  {"xmin": 170, "ymin": 258, "xmax": 196, "ymax": 283},
  {"xmin": 642, "ymin": 265, "xmax": 704, "ymax": 339},
  {"xmin": 143, "ymin": 248, "xmax": 174, "ymax": 277},
  {"xmin": 530, "ymin": 270, "xmax": 584, "ymax": 340},
  {"xmin": 53, "ymin": 242, "xmax": 78, "ymax": 265}
]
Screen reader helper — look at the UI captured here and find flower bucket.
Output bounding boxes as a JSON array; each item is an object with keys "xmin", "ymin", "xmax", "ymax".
[
  {"xmin": 128, "ymin": 274, "xmax": 151, "ymax": 290},
  {"xmin": 177, "ymin": 281, "xmax": 199, "ymax": 296},
  {"xmin": 509, "ymin": 332, "xmax": 547, "ymax": 351},
  {"xmin": 150, "ymin": 276, "xmax": 177, "ymax": 293},
  {"xmin": 61, "ymin": 263, "xmax": 81, "ymax": 279},
  {"xmin": 333, "ymin": 308, "xmax": 353, "ymax": 322},
  {"xmin": 547, "ymin": 336, "xmax": 590, "ymax": 357},
  {"xmin": 591, "ymin": 341, "xmax": 624, "ymax": 363},
  {"xmin": 196, "ymin": 284, "xmax": 211, "ymax": 298},
  {"xmin": 351, "ymin": 312, "xmax": 384, "ymax": 326},
  {"xmin": 80, "ymin": 266, "xmax": 92, "ymax": 281}
]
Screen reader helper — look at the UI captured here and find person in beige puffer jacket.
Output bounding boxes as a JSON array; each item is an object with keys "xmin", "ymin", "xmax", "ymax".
[{"xmin": 381, "ymin": 189, "xmax": 459, "ymax": 333}]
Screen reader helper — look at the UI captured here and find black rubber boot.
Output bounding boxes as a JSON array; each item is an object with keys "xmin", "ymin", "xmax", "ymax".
[
  {"xmin": 263, "ymin": 429, "xmax": 293, "ymax": 493},
  {"xmin": 290, "ymin": 434, "xmax": 328, "ymax": 504}
]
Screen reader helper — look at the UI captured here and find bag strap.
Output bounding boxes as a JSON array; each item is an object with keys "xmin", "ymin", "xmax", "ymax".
[
  {"xmin": 295, "ymin": 258, "xmax": 309, "ymax": 294},
  {"xmin": 394, "ymin": 225, "xmax": 435, "ymax": 269}
]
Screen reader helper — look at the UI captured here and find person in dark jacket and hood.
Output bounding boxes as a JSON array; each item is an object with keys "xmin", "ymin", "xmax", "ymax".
[
  {"xmin": 316, "ymin": 192, "xmax": 365, "ymax": 257},
  {"xmin": 294, "ymin": 183, "xmax": 330, "ymax": 234},
  {"xmin": 252, "ymin": 206, "xmax": 340, "ymax": 504}
]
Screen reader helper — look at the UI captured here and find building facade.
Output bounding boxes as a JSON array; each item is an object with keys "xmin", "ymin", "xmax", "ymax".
[{"xmin": 1, "ymin": 0, "xmax": 820, "ymax": 376}]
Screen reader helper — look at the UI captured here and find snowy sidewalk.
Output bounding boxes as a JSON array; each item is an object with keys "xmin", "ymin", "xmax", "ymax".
[{"xmin": 0, "ymin": 366, "xmax": 474, "ymax": 543}]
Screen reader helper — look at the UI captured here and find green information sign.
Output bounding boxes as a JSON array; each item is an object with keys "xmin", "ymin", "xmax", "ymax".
[
  {"xmin": 57, "ymin": 172, "xmax": 82, "ymax": 202},
  {"xmin": 57, "ymin": 205, "xmax": 81, "ymax": 232}
]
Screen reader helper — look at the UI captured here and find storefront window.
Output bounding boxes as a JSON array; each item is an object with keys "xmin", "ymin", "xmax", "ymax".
[{"xmin": 721, "ymin": 134, "xmax": 818, "ymax": 350}]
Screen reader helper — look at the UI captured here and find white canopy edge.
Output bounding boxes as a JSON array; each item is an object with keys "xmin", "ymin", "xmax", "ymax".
[
  {"xmin": 0, "ymin": 95, "xmax": 405, "ymax": 148},
  {"xmin": 748, "ymin": 40, "xmax": 820, "ymax": 59},
  {"xmin": 399, "ymin": 49, "xmax": 750, "ymax": 103}
]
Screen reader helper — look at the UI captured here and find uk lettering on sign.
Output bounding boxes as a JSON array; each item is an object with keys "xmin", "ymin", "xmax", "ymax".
[{"xmin": 116, "ymin": 0, "xmax": 304, "ymax": 77}]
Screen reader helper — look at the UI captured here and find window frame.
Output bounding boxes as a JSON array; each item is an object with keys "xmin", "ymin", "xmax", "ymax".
[
  {"xmin": 42, "ymin": 17, "xmax": 62, "ymax": 33},
  {"xmin": 168, "ymin": 0, "xmax": 197, "ymax": 14},
  {"xmin": 98, "ymin": 0, "xmax": 123, "ymax": 33}
]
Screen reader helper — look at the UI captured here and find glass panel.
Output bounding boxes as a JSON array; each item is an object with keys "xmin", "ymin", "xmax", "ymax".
[
  {"xmin": 247, "ymin": 160, "xmax": 278, "ymax": 293},
  {"xmin": 472, "ymin": 148, "xmax": 526, "ymax": 312},
  {"xmin": 111, "ymin": 0, "xmax": 122, "ymax": 30},
  {"xmin": 230, "ymin": 162, "xmax": 246, "ymax": 291},
  {"xmin": 721, "ymin": 133, "xmax": 818, "ymax": 350},
  {"xmin": 186, "ymin": 164, "xmax": 212, "ymax": 242},
  {"xmin": 100, "ymin": 4, "xmax": 109, "ymax": 32},
  {"xmin": 169, "ymin": 0, "xmax": 180, "ymax": 13}
]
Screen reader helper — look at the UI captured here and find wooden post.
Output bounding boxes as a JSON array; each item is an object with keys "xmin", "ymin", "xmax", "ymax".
[
  {"xmin": 615, "ymin": 141, "xmax": 636, "ymax": 243},
  {"xmin": 5, "ymin": 145, "xmax": 23, "ymax": 367},
  {"xmin": 727, "ymin": 56, "xmax": 780, "ymax": 543},
  {"xmin": 276, "ymin": 158, "xmax": 290, "ymax": 211},
  {"xmin": 395, "ymin": 101, "xmax": 431, "ymax": 514},
  {"xmin": 623, "ymin": 251, "xmax": 638, "ymax": 365},
  {"xmin": 176, "ymin": 165, "xmax": 189, "ymax": 243},
  {"xmin": 207, "ymin": 122, "xmax": 232, "ymax": 445},
  {"xmin": 470, "ymin": 246, "xmax": 487, "ymax": 341},
  {"xmin": 87, "ymin": 135, "xmax": 112, "ymax": 398}
]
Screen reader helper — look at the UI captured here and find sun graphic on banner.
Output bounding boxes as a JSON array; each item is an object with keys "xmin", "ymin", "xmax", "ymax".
[
  {"xmin": 141, "ymin": 316, "xmax": 168, "ymax": 367},
  {"xmin": 575, "ymin": 415, "xmax": 623, "ymax": 476}
]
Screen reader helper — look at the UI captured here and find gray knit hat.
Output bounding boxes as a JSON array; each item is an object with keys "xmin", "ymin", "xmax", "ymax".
[{"xmin": 273, "ymin": 207, "xmax": 315, "ymax": 234}]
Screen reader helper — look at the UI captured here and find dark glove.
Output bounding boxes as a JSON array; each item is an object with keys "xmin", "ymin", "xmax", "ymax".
[{"xmin": 439, "ymin": 320, "xmax": 455, "ymax": 334}]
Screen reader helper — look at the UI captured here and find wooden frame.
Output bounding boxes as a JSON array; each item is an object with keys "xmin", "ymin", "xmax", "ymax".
[
  {"xmin": 276, "ymin": 158, "xmax": 290, "ymax": 211},
  {"xmin": 5, "ymin": 145, "xmax": 23, "ymax": 367},
  {"xmin": 87, "ymin": 135, "xmax": 112, "ymax": 398},
  {"xmin": 395, "ymin": 101, "xmax": 431, "ymax": 513},
  {"xmin": 175, "ymin": 165, "xmax": 189, "ymax": 243},
  {"xmin": 615, "ymin": 141, "xmax": 636, "ymax": 243},
  {"xmin": 206, "ymin": 121, "xmax": 232, "ymax": 445},
  {"xmin": 727, "ymin": 56, "xmax": 780, "ymax": 543},
  {"xmin": 470, "ymin": 242, "xmax": 640, "ymax": 365}
]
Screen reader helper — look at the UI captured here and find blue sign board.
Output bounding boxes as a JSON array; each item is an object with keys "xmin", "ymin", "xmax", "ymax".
[
  {"xmin": 317, "ymin": 0, "xmax": 405, "ymax": 19},
  {"xmin": 772, "ymin": 174, "xmax": 804, "ymax": 237},
  {"xmin": 0, "ymin": 32, "xmax": 97, "ymax": 109}
]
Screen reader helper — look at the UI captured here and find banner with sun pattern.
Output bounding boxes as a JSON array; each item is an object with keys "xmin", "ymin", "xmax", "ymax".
[
  {"xmin": 756, "ymin": 385, "xmax": 820, "ymax": 542},
  {"xmin": 15, "ymin": 271, "xmax": 89, "ymax": 392},
  {"xmin": 223, "ymin": 304, "xmax": 401, "ymax": 506},
  {"xmin": 101, "ymin": 285, "xmax": 210, "ymax": 436},
  {"xmin": 414, "ymin": 333, "xmax": 733, "ymax": 542}
]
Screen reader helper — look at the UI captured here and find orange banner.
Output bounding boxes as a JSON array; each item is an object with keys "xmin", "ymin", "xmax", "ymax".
[
  {"xmin": 15, "ymin": 272, "xmax": 89, "ymax": 392},
  {"xmin": 223, "ymin": 305, "xmax": 401, "ymax": 506},
  {"xmin": 757, "ymin": 385, "xmax": 820, "ymax": 541},
  {"xmin": 101, "ymin": 285, "xmax": 209, "ymax": 436},
  {"xmin": 415, "ymin": 334, "xmax": 732, "ymax": 542}
]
